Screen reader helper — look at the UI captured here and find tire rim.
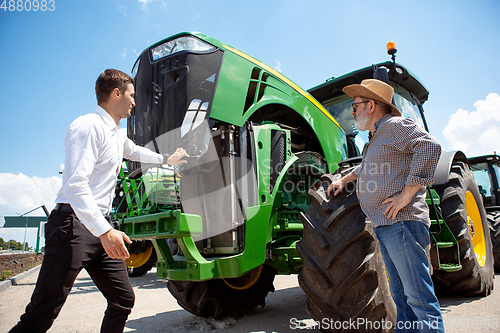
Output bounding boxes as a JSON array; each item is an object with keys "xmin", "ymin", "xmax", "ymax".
[
  {"xmin": 223, "ymin": 265, "xmax": 264, "ymax": 290},
  {"xmin": 126, "ymin": 246, "xmax": 153, "ymax": 268},
  {"xmin": 465, "ymin": 191, "xmax": 487, "ymax": 266}
]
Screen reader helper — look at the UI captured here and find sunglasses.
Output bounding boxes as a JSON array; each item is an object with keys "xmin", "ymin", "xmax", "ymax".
[{"xmin": 351, "ymin": 100, "xmax": 370, "ymax": 112}]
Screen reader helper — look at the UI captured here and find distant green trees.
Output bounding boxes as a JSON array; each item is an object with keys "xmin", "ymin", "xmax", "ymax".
[{"xmin": 0, "ymin": 237, "xmax": 30, "ymax": 251}]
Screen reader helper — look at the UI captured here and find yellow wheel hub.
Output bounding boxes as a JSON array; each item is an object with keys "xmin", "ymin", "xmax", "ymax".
[
  {"xmin": 126, "ymin": 246, "xmax": 153, "ymax": 269},
  {"xmin": 223, "ymin": 265, "xmax": 264, "ymax": 290},
  {"xmin": 465, "ymin": 191, "xmax": 486, "ymax": 266}
]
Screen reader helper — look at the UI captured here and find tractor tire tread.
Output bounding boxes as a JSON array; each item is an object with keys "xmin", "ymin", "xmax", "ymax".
[
  {"xmin": 167, "ymin": 265, "xmax": 276, "ymax": 319},
  {"xmin": 297, "ymin": 179, "xmax": 396, "ymax": 332},
  {"xmin": 487, "ymin": 211, "xmax": 500, "ymax": 272},
  {"xmin": 432, "ymin": 161, "xmax": 494, "ymax": 296}
]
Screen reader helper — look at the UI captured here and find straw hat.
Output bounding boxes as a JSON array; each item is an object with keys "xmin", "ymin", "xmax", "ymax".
[{"xmin": 342, "ymin": 79, "xmax": 401, "ymax": 116}]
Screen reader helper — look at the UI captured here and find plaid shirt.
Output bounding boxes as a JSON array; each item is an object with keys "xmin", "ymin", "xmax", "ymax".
[{"xmin": 352, "ymin": 114, "xmax": 441, "ymax": 228}]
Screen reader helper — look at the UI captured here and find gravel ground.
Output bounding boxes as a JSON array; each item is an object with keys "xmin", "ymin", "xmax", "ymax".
[{"xmin": 0, "ymin": 268, "xmax": 498, "ymax": 332}]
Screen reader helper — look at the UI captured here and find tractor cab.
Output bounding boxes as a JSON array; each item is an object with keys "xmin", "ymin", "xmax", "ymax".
[
  {"xmin": 468, "ymin": 154, "xmax": 500, "ymax": 209},
  {"xmin": 308, "ymin": 44, "xmax": 429, "ymax": 160}
]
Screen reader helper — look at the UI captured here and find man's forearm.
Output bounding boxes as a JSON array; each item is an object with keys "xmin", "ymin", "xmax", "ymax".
[
  {"xmin": 342, "ymin": 172, "xmax": 358, "ymax": 184},
  {"xmin": 401, "ymin": 184, "xmax": 421, "ymax": 200}
]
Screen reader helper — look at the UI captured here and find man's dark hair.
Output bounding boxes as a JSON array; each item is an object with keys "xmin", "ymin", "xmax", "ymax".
[{"xmin": 95, "ymin": 69, "xmax": 134, "ymax": 104}]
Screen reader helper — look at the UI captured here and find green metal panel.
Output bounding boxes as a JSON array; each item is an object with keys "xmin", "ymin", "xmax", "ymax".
[
  {"xmin": 208, "ymin": 50, "xmax": 250, "ymax": 126},
  {"xmin": 2, "ymin": 216, "xmax": 47, "ymax": 228},
  {"xmin": 210, "ymin": 41, "xmax": 348, "ymax": 173},
  {"xmin": 427, "ymin": 187, "xmax": 462, "ymax": 272},
  {"xmin": 120, "ymin": 204, "xmax": 272, "ymax": 281},
  {"xmin": 119, "ymin": 210, "xmax": 202, "ymax": 239}
]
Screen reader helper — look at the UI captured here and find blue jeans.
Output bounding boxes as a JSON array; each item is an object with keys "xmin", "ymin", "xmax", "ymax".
[{"xmin": 374, "ymin": 221, "xmax": 444, "ymax": 333}]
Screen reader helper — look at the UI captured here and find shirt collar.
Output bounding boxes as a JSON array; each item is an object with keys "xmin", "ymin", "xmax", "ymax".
[
  {"xmin": 368, "ymin": 113, "xmax": 393, "ymax": 141},
  {"xmin": 95, "ymin": 106, "xmax": 121, "ymax": 131},
  {"xmin": 374, "ymin": 113, "xmax": 393, "ymax": 132}
]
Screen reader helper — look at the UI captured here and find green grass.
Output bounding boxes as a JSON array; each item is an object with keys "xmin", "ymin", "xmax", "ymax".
[{"xmin": 0, "ymin": 270, "xmax": 14, "ymax": 281}]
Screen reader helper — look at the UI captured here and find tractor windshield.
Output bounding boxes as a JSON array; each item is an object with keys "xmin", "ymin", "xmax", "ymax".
[{"xmin": 322, "ymin": 83, "xmax": 426, "ymax": 156}]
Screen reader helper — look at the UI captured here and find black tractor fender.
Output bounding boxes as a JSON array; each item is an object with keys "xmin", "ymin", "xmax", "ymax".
[{"xmin": 433, "ymin": 150, "xmax": 469, "ymax": 186}]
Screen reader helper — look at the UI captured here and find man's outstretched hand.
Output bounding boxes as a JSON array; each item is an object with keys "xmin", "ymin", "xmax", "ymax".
[
  {"xmin": 327, "ymin": 172, "xmax": 357, "ymax": 196},
  {"xmin": 165, "ymin": 148, "xmax": 189, "ymax": 166},
  {"xmin": 99, "ymin": 229, "xmax": 132, "ymax": 260}
]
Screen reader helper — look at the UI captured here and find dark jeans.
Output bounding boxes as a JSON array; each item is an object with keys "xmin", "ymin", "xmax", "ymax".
[{"xmin": 10, "ymin": 209, "xmax": 135, "ymax": 333}]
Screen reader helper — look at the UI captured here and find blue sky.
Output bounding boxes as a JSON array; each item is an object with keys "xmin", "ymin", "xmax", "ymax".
[{"xmin": 1, "ymin": 0, "xmax": 499, "ymax": 246}]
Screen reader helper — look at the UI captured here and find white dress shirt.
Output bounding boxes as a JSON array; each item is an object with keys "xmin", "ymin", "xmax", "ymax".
[{"xmin": 56, "ymin": 106, "xmax": 163, "ymax": 237}]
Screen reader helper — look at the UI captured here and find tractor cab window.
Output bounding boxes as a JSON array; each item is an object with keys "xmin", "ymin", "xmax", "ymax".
[
  {"xmin": 471, "ymin": 162, "xmax": 497, "ymax": 206},
  {"xmin": 322, "ymin": 94, "xmax": 368, "ymax": 157},
  {"xmin": 392, "ymin": 85, "xmax": 425, "ymax": 130},
  {"xmin": 493, "ymin": 162, "xmax": 500, "ymax": 206},
  {"xmin": 493, "ymin": 162, "xmax": 500, "ymax": 192},
  {"xmin": 323, "ymin": 83, "xmax": 427, "ymax": 158}
]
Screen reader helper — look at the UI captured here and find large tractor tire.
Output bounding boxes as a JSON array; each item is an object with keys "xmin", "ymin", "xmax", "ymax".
[
  {"xmin": 297, "ymin": 175, "xmax": 396, "ymax": 332},
  {"xmin": 488, "ymin": 210, "xmax": 500, "ymax": 272},
  {"xmin": 432, "ymin": 161, "xmax": 494, "ymax": 296},
  {"xmin": 126, "ymin": 240, "xmax": 158, "ymax": 277},
  {"xmin": 167, "ymin": 264, "xmax": 276, "ymax": 319}
]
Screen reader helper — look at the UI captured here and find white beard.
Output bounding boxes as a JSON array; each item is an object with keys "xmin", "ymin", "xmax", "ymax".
[{"xmin": 354, "ymin": 111, "xmax": 369, "ymax": 131}]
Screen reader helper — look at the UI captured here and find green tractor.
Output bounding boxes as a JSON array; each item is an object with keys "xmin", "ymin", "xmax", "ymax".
[
  {"xmin": 113, "ymin": 33, "xmax": 494, "ymax": 328},
  {"xmin": 468, "ymin": 154, "xmax": 500, "ymax": 271}
]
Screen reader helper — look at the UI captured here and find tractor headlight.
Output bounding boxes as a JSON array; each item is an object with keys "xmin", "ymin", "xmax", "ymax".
[{"xmin": 151, "ymin": 36, "xmax": 216, "ymax": 61}]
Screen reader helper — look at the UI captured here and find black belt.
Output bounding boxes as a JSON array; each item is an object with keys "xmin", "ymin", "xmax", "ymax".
[
  {"xmin": 54, "ymin": 203, "xmax": 118, "ymax": 229},
  {"xmin": 55, "ymin": 203, "xmax": 74, "ymax": 213}
]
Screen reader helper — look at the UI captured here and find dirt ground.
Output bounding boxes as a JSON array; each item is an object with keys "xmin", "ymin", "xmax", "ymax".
[{"xmin": 0, "ymin": 253, "xmax": 43, "ymax": 279}]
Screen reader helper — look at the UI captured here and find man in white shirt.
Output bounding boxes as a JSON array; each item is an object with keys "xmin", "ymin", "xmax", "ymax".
[{"xmin": 10, "ymin": 69, "xmax": 187, "ymax": 333}]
